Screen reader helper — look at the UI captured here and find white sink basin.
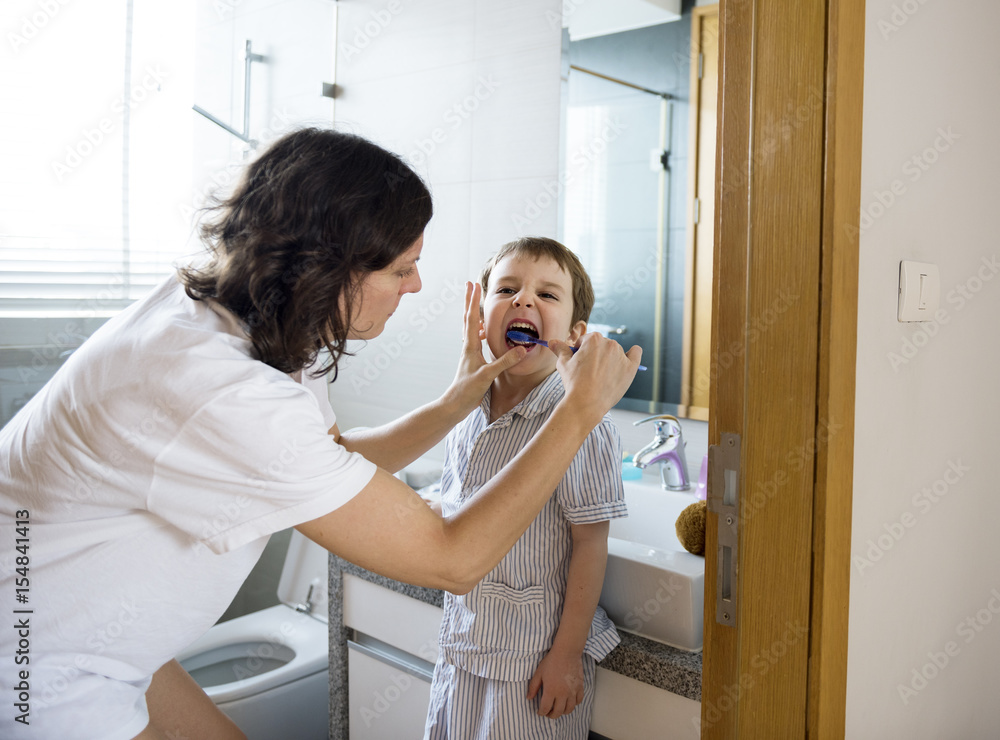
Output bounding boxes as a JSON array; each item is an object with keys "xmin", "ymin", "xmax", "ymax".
[{"xmin": 599, "ymin": 477, "xmax": 706, "ymax": 652}]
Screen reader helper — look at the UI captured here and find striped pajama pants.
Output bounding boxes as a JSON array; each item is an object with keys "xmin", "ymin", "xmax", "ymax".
[{"xmin": 423, "ymin": 656, "xmax": 596, "ymax": 740}]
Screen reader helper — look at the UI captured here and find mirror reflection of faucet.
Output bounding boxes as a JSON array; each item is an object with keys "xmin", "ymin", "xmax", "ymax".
[{"xmin": 632, "ymin": 414, "xmax": 690, "ymax": 491}]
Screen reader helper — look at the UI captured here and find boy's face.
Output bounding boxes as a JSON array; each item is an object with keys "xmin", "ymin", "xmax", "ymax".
[{"xmin": 481, "ymin": 253, "xmax": 587, "ymax": 380}]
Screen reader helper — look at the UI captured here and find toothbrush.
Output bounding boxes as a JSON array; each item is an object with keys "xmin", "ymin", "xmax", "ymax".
[{"xmin": 506, "ymin": 330, "xmax": 647, "ymax": 371}]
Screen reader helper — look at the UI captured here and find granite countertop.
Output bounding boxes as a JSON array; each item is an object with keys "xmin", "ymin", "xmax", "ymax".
[{"xmin": 328, "ymin": 555, "xmax": 702, "ymax": 703}]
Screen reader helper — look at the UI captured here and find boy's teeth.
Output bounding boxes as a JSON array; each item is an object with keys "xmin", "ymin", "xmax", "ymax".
[{"xmin": 508, "ymin": 321, "xmax": 538, "ymax": 337}]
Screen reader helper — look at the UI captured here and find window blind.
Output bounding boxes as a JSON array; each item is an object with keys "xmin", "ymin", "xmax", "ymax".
[{"xmin": 0, "ymin": 1, "xmax": 194, "ymax": 317}]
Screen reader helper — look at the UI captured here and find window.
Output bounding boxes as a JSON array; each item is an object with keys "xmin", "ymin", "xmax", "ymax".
[{"xmin": 0, "ymin": 1, "xmax": 196, "ymax": 318}]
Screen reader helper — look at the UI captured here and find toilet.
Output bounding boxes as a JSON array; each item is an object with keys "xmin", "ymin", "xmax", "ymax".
[{"xmin": 177, "ymin": 531, "xmax": 332, "ymax": 740}]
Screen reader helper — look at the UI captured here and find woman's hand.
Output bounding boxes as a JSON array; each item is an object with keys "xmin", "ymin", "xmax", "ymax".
[
  {"xmin": 548, "ymin": 333, "xmax": 643, "ymax": 423},
  {"xmin": 526, "ymin": 649, "xmax": 586, "ymax": 719},
  {"xmin": 443, "ymin": 281, "xmax": 526, "ymax": 414}
]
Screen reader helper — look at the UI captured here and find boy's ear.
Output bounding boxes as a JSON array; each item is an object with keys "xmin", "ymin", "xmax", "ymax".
[
  {"xmin": 568, "ymin": 320, "xmax": 587, "ymax": 345},
  {"xmin": 478, "ymin": 317, "xmax": 487, "ymax": 341}
]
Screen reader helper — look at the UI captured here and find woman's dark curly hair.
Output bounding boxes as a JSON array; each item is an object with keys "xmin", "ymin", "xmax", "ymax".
[{"xmin": 179, "ymin": 127, "xmax": 432, "ymax": 378}]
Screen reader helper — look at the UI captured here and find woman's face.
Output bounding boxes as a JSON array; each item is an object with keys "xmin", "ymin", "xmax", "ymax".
[{"xmin": 347, "ymin": 235, "xmax": 424, "ymax": 340}]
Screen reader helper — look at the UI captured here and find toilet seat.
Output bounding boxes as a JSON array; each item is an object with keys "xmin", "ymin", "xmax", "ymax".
[
  {"xmin": 178, "ymin": 603, "xmax": 328, "ymax": 703},
  {"xmin": 177, "ymin": 530, "xmax": 332, "ymax": 703}
]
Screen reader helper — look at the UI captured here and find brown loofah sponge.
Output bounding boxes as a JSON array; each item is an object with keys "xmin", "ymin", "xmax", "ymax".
[{"xmin": 675, "ymin": 499, "xmax": 707, "ymax": 555}]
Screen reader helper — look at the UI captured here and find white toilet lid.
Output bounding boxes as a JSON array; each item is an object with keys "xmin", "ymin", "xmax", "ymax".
[{"xmin": 276, "ymin": 530, "xmax": 329, "ymax": 623}]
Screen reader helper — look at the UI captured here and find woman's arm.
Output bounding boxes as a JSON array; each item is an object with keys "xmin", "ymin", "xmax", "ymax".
[
  {"xmin": 334, "ymin": 282, "xmax": 524, "ymax": 472},
  {"xmin": 296, "ymin": 335, "xmax": 640, "ymax": 594},
  {"xmin": 526, "ymin": 521, "xmax": 611, "ymax": 718}
]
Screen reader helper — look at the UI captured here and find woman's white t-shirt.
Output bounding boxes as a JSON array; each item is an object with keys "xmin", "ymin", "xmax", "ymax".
[{"xmin": 0, "ymin": 275, "xmax": 377, "ymax": 738}]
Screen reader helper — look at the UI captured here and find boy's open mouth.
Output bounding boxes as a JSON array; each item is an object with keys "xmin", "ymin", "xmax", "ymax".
[{"xmin": 505, "ymin": 320, "xmax": 539, "ymax": 349}]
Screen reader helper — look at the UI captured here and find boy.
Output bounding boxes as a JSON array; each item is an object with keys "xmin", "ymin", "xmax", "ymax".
[{"xmin": 424, "ymin": 237, "xmax": 627, "ymax": 739}]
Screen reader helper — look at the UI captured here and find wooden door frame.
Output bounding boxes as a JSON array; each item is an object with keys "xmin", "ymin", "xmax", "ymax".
[
  {"xmin": 701, "ymin": 0, "xmax": 865, "ymax": 737},
  {"xmin": 681, "ymin": 4, "xmax": 719, "ymax": 421}
]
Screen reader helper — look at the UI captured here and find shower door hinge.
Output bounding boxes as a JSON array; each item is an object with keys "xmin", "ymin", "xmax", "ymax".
[
  {"xmin": 693, "ymin": 197, "xmax": 701, "ymax": 225},
  {"xmin": 707, "ymin": 432, "xmax": 741, "ymax": 627}
]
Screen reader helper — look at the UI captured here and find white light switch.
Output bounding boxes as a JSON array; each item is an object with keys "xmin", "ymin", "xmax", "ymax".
[{"xmin": 898, "ymin": 260, "xmax": 940, "ymax": 322}]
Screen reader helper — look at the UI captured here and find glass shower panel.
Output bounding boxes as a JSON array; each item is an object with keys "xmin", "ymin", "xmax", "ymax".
[{"xmin": 561, "ymin": 76, "xmax": 668, "ymax": 404}]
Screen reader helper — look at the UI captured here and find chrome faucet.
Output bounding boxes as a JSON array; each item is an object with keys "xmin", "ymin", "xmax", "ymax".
[
  {"xmin": 632, "ymin": 414, "xmax": 690, "ymax": 491},
  {"xmin": 293, "ymin": 581, "xmax": 317, "ymax": 615}
]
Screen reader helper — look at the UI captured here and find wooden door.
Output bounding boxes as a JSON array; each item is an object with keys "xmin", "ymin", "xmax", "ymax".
[{"xmin": 699, "ymin": 0, "xmax": 865, "ymax": 737}]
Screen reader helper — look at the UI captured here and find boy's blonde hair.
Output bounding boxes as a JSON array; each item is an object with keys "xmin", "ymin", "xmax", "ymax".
[{"xmin": 479, "ymin": 237, "xmax": 595, "ymax": 325}]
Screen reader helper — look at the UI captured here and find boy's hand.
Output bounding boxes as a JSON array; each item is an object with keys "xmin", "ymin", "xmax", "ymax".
[
  {"xmin": 444, "ymin": 282, "xmax": 525, "ymax": 413},
  {"xmin": 526, "ymin": 649, "xmax": 585, "ymax": 719},
  {"xmin": 548, "ymin": 333, "xmax": 642, "ymax": 422}
]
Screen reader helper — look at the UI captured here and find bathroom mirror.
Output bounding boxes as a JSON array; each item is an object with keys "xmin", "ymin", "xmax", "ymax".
[{"xmin": 558, "ymin": 2, "xmax": 717, "ymax": 421}]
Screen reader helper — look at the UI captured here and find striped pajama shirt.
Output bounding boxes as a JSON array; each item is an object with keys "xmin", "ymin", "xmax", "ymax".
[{"xmin": 424, "ymin": 371, "xmax": 627, "ymax": 740}]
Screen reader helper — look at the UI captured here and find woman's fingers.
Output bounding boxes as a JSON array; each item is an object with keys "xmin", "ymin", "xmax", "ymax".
[
  {"xmin": 549, "ymin": 333, "xmax": 642, "ymax": 416},
  {"xmin": 462, "ymin": 281, "xmax": 482, "ymax": 348},
  {"xmin": 485, "ymin": 345, "xmax": 526, "ymax": 374},
  {"xmin": 442, "ymin": 282, "xmax": 525, "ymax": 415}
]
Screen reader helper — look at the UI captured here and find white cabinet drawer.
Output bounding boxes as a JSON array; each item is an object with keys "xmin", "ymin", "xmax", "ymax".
[
  {"xmin": 342, "ymin": 573, "xmax": 443, "ymax": 663},
  {"xmin": 348, "ymin": 639, "xmax": 433, "ymax": 740},
  {"xmin": 591, "ymin": 667, "xmax": 701, "ymax": 740}
]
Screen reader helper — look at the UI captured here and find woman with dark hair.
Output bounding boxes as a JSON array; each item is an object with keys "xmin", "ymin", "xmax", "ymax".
[{"xmin": 0, "ymin": 128, "xmax": 641, "ymax": 740}]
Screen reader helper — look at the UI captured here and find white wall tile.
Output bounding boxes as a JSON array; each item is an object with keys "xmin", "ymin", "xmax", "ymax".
[
  {"xmin": 473, "ymin": 0, "xmax": 563, "ymax": 59},
  {"xmin": 470, "ymin": 45, "xmax": 562, "ymax": 182},
  {"xmin": 335, "ymin": 60, "xmax": 478, "ymax": 185},
  {"xmin": 335, "ymin": 0, "xmax": 476, "ymax": 84},
  {"xmin": 469, "ymin": 176, "xmax": 560, "ymax": 260}
]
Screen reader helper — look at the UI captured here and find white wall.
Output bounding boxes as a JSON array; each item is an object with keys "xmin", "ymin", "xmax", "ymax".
[
  {"xmin": 188, "ymin": 0, "xmax": 335, "ymax": 231},
  {"xmin": 328, "ymin": 0, "xmax": 558, "ymax": 438},
  {"xmin": 847, "ymin": 1, "xmax": 1000, "ymax": 737},
  {"xmin": 328, "ymin": 0, "xmax": 709, "ymax": 466}
]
